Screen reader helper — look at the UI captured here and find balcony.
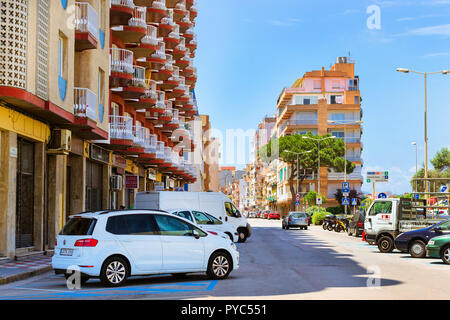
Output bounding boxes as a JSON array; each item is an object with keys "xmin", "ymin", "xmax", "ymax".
[
  {"xmin": 327, "ymin": 171, "xmax": 363, "ymax": 181},
  {"xmin": 162, "ymin": 108, "xmax": 180, "ymax": 131},
  {"xmin": 171, "ymin": 37, "xmax": 187, "ymax": 60},
  {"xmin": 122, "ymin": 125, "xmax": 147, "ymax": 155},
  {"xmin": 139, "ymin": 41, "xmax": 166, "ymax": 70},
  {"xmin": 136, "ymin": 132, "xmax": 158, "ymax": 163},
  {"xmin": 74, "ymin": 88, "xmax": 97, "ymax": 122},
  {"xmin": 110, "ymin": 0, "xmax": 135, "ymax": 26},
  {"xmin": 181, "ymin": 57, "xmax": 194, "ymax": 76},
  {"xmin": 110, "ymin": 48, "xmax": 134, "ymax": 87},
  {"xmin": 165, "ymin": 71, "xmax": 186, "ymax": 98},
  {"xmin": 127, "ymin": 25, "xmax": 158, "ymax": 58},
  {"xmin": 111, "ymin": 7, "xmax": 147, "ymax": 43},
  {"xmin": 159, "ymin": 64, "xmax": 181, "ymax": 91},
  {"xmin": 159, "ymin": 100, "xmax": 174, "ymax": 122},
  {"xmin": 183, "ymin": 26, "xmax": 194, "ymax": 42},
  {"xmin": 152, "ymin": 54, "xmax": 174, "ymax": 81},
  {"xmin": 189, "ymin": 0, "xmax": 197, "ymax": 20},
  {"xmin": 185, "ymin": 66, "xmax": 197, "ymax": 88},
  {"xmin": 108, "ymin": 115, "xmax": 134, "ymax": 149},
  {"xmin": 158, "ymin": 9, "xmax": 174, "ymax": 37},
  {"xmin": 173, "ymin": 0, "xmax": 187, "ymax": 22},
  {"xmin": 186, "ymin": 34, "xmax": 197, "ymax": 51},
  {"xmin": 164, "ymin": 24, "xmax": 180, "ymax": 49},
  {"xmin": 178, "ymin": 11, "xmax": 192, "ymax": 33},
  {"xmin": 174, "ymin": 54, "xmax": 190, "ymax": 69},
  {"xmin": 127, "ymin": 79, "xmax": 158, "ymax": 109},
  {"xmin": 74, "ymin": 2, "xmax": 99, "ymax": 51},
  {"xmin": 146, "ymin": 0, "xmax": 168, "ymax": 23},
  {"xmin": 111, "ymin": 65, "xmax": 146, "ymax": 100}
]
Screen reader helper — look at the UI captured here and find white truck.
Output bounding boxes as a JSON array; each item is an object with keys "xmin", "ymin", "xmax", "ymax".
[
  {"xmin": 135, "ymin": 191, "xmax": 252, "ymax": 242},
  {"xmin": 364, "ymin": 198, "xmax": 445, "ymax": 253}
]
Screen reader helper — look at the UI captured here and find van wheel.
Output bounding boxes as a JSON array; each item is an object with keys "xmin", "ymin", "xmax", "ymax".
[
  {"xmin": 100, "ymin": 257, "xmax": 129, "ymax": 287},
  {"xmin": 378, "ymin": 236, "xmax": 394, "ymax": 253},
  {"xmin": 237, "ymin": 229, "xmax": 247, "ymax": 243},
  {"xmin": 409, "ymin": 240, "xmax": 426, "ymax": 258},
  {"xmin": 207, "ymin": 252, "xmax": 232, "ymax": 280}
]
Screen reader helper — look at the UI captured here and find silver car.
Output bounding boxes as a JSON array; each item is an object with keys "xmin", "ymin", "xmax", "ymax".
[{"xmin": 282, "ymin": 212, "xmax": 309, "ymax": 230}]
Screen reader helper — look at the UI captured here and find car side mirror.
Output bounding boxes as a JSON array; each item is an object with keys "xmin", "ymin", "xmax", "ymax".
[{"xmin": 193, "ymin": 230, "xmax": 200, "ymax": 239}]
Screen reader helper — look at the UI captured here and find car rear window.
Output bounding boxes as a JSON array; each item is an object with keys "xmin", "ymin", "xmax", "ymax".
[
  {"xmin": 106, "ymin": 214, "xmax": 159, "ymax": 235},
  {"xmin": 60, "ymin": 218, "xmax": 97, "ymax": 235},
  {"xmin": 291, "ymin": 213, "xmax": 307, "ymax": 218}
]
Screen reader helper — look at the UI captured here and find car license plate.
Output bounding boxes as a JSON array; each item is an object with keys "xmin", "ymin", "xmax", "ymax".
[{"xmin": 60, "ymin": 248, "xmax": 73, "ymax": 256}]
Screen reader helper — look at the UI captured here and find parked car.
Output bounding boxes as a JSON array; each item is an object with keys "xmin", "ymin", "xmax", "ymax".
[
  {"xmin": 267, "ymin": 212, "xmax": 280, "ymax": 220},
  {"xmin": 426, "ymin": 234, "xmax": 450, "ymax": 264},
  {"xmin": 135, "ymin": 191, "xmax": 251, "ymax": 243},
  {"xmin": 348, "ymin": 211, "xmax": 365, "ymax": 237},
  {"xmin": 168, "ymin": 209, "xmax": 239, "ymax": 242},
  {"xmin": 52, "ymin": 210, "xmax": 239, "ymax": 287},
  {"xmin": 395, "ymin": 219, "xmax": 450, "ymax": 258},
  {"xmin": 263, "ymin": 210, "xmax": 271, "ymax": 219},
  {"xmin": 282, "ymin": 212, "xmax": 309, "ymax": 230}
]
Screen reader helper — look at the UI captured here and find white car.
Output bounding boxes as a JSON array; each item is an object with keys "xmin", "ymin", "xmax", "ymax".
[
  {"xmin": 167, "ymin": 209, "xmax": 239, "ymax": 242},
  {"xmin": 52, "ymin": 210, "xmax": 239, "ymax": 287}
]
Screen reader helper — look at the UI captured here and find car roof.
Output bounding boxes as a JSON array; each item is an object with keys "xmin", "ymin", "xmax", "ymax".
[{"xmin": 68, "ymin": 209, "xmax": 170, "ymax": 218}]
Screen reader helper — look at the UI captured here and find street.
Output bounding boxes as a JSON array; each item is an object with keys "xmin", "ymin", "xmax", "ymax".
[{"xmin": 0, "ymin": 218, "xmax": 449, "ymax": 300}]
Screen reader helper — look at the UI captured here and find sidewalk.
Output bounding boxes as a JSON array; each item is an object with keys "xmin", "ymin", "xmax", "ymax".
[{"xmin": 0, "ymin": 254, "xmax": 53, "ymax": 285}]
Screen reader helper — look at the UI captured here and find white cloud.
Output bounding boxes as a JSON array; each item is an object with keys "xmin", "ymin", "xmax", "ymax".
[
  {"xmin": 398, "ymin": 24, "xmax": 450, "ymax": 36},
  {"xmin": 423, "ymin": 52, "xmax": 450, "ymax": 58}
]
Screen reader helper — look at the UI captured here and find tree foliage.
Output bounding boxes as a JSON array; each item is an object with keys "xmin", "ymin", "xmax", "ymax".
[{"xmin": 410, "ymin": 148, "xmax": 450, "ymax": 192}]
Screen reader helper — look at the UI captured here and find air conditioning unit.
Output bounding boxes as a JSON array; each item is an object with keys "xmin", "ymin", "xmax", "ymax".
[
  {"xmin": 48, "ymin": 129, "xmax": 71, "ymax": 154},
  {"xmin": 111, "ymin": 175, "xmax": 123, "ymax": 191}
]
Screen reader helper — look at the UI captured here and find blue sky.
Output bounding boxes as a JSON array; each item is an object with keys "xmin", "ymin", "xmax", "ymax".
[{"xmin": 193, "ymin": 0, "xmax": 450, "ymax": 195}]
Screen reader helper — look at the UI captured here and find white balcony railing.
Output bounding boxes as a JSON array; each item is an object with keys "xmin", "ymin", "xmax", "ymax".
[
  {"xmin": 164, "ymin": 100, "xmax": 173, "ymax": 117},
  {"xmin": 109, "ymin": 115, "xmax": 134, "ymax": 140},
  {"xmin": 175, "ymin": 0, "xmax": 186, "ymax": 12},
  {"xmin": 143, "ymin": 79, "xmax": 158, "ymax": 100},
  {"xmin": 74, "ymin": 87, "xmax": 97, "ymax": 121},
  {"xmin": 75, "ymin": 2, "xmax": 99, "ymax": 40},
  {"xmin": 161, "ymin": 8, "xmax": 174, "ymax": 25},
  {"xmin": 152, "ymin": 0, "xmax": 166, "ymax": 10},
  {"xmin": 168, "ymin": 24, "xmax": 180, "ymax": 41},
  {"xmin": 156, "ymin": 91, "xmax": 166, "ymax": 109},
  {"xmin": 133, "ymin": 126, "xmax": 146, "ymax": 147},
  {"xmin": 161, "ymin": 54, "xmax": 174, "ymax": 72},
  {"xmin": 132, "ymin": 66, "xmax": 146, "ymax": 87},
  {"xmin": 110, "ymin": 48, "xmax": 134, "ymax": 74},
  {"xmin": 164, "ymin": 147, "xmax": 172, "ymax": 162},
  {"xmin": 147, "ymin": 134, "xmax": 158, "ymax": 153},
  {"xmin": 156, "ymin": 141, "xmax": 165, "ymax": 159},
  {"xmin": 175, "ymin": 37, "xmax": 186, "ymax": 52},
  {"xmin": 129, "ymin": 7, "xmax": 146, "ymax": 28},
  {"xmin": 141, "ymin": 25, "xmax": 158, "ymax": 45},
  {"xmin": 151, "ymin": 41, "xmax": 166, "ymax": 60},
  {"xmin": 111, "ymin": 0, "xmax": 135, "ymax": 9}
]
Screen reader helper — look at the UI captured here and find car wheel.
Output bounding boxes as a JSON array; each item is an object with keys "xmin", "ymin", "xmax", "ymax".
[
  {"xmin": 207, "ymin": 252, "xmax": 232, "ymax": 280},
  {"xmin": 304, "ymin": 226, "xmax": 308, "ymax": 230},
  {"xmin": 441, "ymin": 245, "xmax": 450, "ymax": 265},
  {"xmin": 377, "ymin": 236, "xmax": 394, "ymax": 253},
  {"xmin": 409, "ymin": 240, "xmax": 426, "ymax": 258},
  {"xmin": 100, "ymin": 257, "xmax": 129, "ymax": 287}
]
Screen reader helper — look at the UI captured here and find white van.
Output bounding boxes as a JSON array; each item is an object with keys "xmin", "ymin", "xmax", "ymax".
[{"xmin": 135, "ymin": 191, "xmax": 252, "ymax": 242}]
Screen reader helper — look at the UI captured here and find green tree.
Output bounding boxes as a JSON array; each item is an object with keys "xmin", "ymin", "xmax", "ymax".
[{"xmin": 259, "ymin": 132, "xmax": 355, "ymax": 211}]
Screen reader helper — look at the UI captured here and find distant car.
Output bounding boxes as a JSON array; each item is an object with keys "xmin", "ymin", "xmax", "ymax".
[
  {"xmin": 396, "ymin": 219, "xmax": 450, "ymax": 258},
  {"xmin": 263, "ymin": 211, "xmax": 270, "ymax": 219},
  {"xmin": 267, "ymin": 212, "xmax": 280, "ymax": 220},
  {"xmin": 426, "ymin": 234, "xmax": 450, "ymax": 264},
  {"xmin": 282, "ymin": 212, "xmax": 309, "ymax": 230},
  {"xmin": 168, "ymin": 209, "xmax": 239, "ymax": 243},
  {"xmin": 347, "ymin": 211, "xmax": 365, "ymax": 237}
]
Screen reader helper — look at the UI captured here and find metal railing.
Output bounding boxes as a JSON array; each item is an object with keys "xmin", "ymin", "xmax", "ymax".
[
  {"xmin": 74, "ymin": 87, "xmax": 97, "ymax": 121},
  {"xmin": 141, "ymin": 25, "xmax": 158, "ymax": 45},
  {"xmin": 146, "ymin": 134, "xmax": 157, "ymax": 153},
  {"xmin": 175, "ymin": 0, "xmax": 186, "ymax": 12},
  {"xmin": 110, "ymin": 48, "xmax": 134, "ymax": 74},
  {"xmin": 168, "ymin": 24, "xmax": 180, "ymax": 41},
  {"xmin": 152, "ymin": 0, "xmax": 166, "ymax": 10},
  {"xmin": 142, "ymin": 79, "xmax": 158, "ymax": 100},
  {"xmin": 156, "ymin": 141, "xmax": 165, "ymax": 159},
  {"xmin": 151, "ymin": 41, "xmax": 166, "ymax": 60},
  {"xmin": 287, "ymin": 119, "xmax": 318, "ymax": 126},
  {"xmin": 133, "ymin": 126, "xmax": 146, "ymax": 147},
  {"xmin": 163, "ymin": 100, "xmax": 173, "ymax": 117},
  {"xmin": 132, "ymin": 66, "xmax": 146, "ymax": 87},
  {"xmin": 74, "ymin": 2, "xmax": 99, "ymax": 40},
  {"xmin": 110, "ymin": 0, "xmax": 135, "ymax": 9},
  {"xmin": 109, "ymin": 115, "xmax": 134, "ymax": 140},
  {"xmin": 161, "ymin": 8, "xmax": 174, "ymax": 25},
  {"xmin": 129, "ymin": 7, "xmax": 146, "ymax": 28},
  {"xmin": 175, "ymin": 37, "xmax": 186, "ymax": 52}
]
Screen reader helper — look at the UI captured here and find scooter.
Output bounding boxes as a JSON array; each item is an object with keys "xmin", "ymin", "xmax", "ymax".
[{"xmin": 334, "ymin": 217, "xmax": 349, "ymax": 233}]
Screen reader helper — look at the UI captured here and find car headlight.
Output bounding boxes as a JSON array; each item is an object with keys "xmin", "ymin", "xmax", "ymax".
[
  {"xmin": 428, "ymin": 240, "xmax": 435, "ymax": 245},
  {"xmin": 230, "ymin": 243, "xmax": 237, "ymax": 251}
]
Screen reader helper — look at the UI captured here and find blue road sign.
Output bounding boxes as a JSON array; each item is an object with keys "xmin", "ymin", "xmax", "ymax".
[
  {"xmin": 351, "ymin": 198, "xmax": 358, "ymax": 206},
  {"xmin": 378, "ymin": 193, "xmax": 387, "ymax": 199},
  {"xmin": 342, "ymin": 197, "xmax": 350, "ymax": 205},
  {"xmin": 295, "ymin": 201, "xmax": 300, "ymax": 206},
  {"xmin": 414, "ymin": 193, "xmax": 420, "ymax": 200},
  {"xmin": 441, "ymin": 185, "xmax": 448, "ymax": 193},
  {"xmin": 342, "ymin": 182, "xmax": 350, "ymax": 193}
]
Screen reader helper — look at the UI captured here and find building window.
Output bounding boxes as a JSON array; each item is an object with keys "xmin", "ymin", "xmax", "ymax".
[
  {"xmin": 354, "ymin": 96, "xmax": 360, "ymax": 104},
  {"xmin": 332, "ymin": 80, "xmax": 341, "ymax": 89},
  {"xmin": 313, "ymin": 80, "xmax": 321, "ymax": 90},
  {"xmin": 331, "ymin": 113, "xmax": 345, "ymax": 121}
]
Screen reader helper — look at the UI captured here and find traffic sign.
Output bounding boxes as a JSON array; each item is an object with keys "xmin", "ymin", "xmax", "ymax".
[
  {"xmin": 351, "ymin": 198, "xmax": 358, "ymax": 206},
  {"xmin": 342, "ymin": 182, "xmax": 350, "ymax": 193},
  {"xmin": 316, "ymin": 197, "xmax": 322, "ymax": 205},
  {"xmin": 367, "ymin": 171, "xmax": 389, "ymax": 182},
  {"xmin": 342, "ymin": 197, "xmax": 350, "ymax": 205},
  {"xmin": 295, "ymin": 201, "xmax": 300, "ymax": 206},
  {"xmin": 378, "ymin": 193, "xmax": 387, "ymax": 199},
  {"xmin": 441, "ymin": 185, "xmax": 448, "ymax": 193},
  {"xmin": 296, "ymin": 193, "xmax": 301, "ymax": 201}
]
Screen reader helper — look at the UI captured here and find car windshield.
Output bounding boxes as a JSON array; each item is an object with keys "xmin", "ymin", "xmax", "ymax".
[
  {"xmin": 60, "ymin": 217, "xmax": 97, "ymax": 235},
  {"xmin": 290, "ymin": 213, "xmax": 307, "ymax": 218}
]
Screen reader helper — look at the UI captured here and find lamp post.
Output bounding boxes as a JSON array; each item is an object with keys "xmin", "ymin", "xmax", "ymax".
[
  {"xmin": 327, "ymin": 120, "xmax": 363, "ymax": 214},
  {"xmin": 285, "ymin": 150, "xmax": 313, "ymax": 208},
  {"xmin": 411, "ymin": 142, "xmax": 418, "ymax": 194},
  {"xmin": 396, "ymin": 68, "xmax": 449, "ymax": 199},
  {"xmin": 302, "ymin": 136, "xmax": 336, "ymax": 207}
]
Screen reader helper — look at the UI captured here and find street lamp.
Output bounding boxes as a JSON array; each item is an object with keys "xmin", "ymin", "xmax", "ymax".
[
  {"xmin": 396, "ymin": 68, "xmax": 449, "ymax": 198},
  {"xmin": 302, "ymin": 136, "xmax": 336, "ymax": 206},
  {"xmin": 327, "ymin": 120, "xmax": 363, "ymax": 214},
  {"xmin": 412, "ymin": 142, "xmax": 418, "ymax": 193},
  {"xmin": 285, "ymin": 150, "xmax": 313, "ymax": 208}
]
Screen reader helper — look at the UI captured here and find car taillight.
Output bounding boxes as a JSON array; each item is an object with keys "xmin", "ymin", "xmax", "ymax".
[
  {"xmin": 74, "ymin": 239, "xmax": 98, "ymax": 247},
  {"xmin": 358, "ymin": 221, "xmax": 363, "ymax": 227},
  {"xmin": 207, "ymin": 231, "xmax": 218, "ymax": 236},
  {"xmin": 288, "ymin": 218, "xmax": 292, "ymax": 222},
  {"xmin": 55, "ymin": 239, "xmax": 57, "ymax": 247}
]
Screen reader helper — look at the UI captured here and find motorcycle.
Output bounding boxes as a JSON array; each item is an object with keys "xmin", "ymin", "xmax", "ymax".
[
  {"xmin": 322, "ymin": 215, "xmax": 336, "ymax": 231},
  {"xmin": 334, "ymin": 216, "xmax": 349, "ymax": 233}
]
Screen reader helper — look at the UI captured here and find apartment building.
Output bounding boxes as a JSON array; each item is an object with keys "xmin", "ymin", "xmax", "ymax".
[
  {"xmin": 275, "ymin": 56, "xmax": 363, "ymax": 214},
  {"xmin": 201, "ymin": 115, "xmax": 220, "ymax": 192},
  {"xmin": 0, "ymin": 0, "xmax": 200, "ymax": 258}
]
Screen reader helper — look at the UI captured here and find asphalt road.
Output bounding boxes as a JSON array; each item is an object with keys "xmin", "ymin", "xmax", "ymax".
[{"xmin": 0, "ymin": 218, "xmax": 449, "ymax": 300}]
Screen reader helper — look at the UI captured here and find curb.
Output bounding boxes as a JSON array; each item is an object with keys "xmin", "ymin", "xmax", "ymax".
[{"xmin": 0, "ymin": 266, "xmax": 52, "ymax": 286}]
